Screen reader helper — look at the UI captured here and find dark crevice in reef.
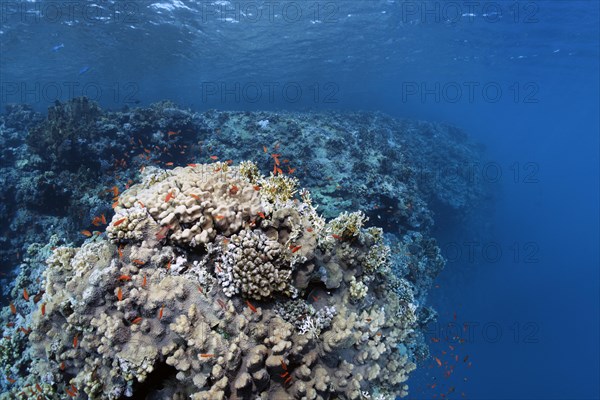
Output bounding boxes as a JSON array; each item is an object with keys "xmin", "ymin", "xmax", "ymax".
[{"xmin": 127, "ymin": 363, "xmax": 179, "ymax": 400}]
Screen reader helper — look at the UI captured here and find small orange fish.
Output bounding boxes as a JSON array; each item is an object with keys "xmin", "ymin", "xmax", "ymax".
[
  {"xmin": 6, "ymin": 377, "xmax": 15, "ymax": 384},
  {"xmin": 36, "ymin": 383, "xmax": 42, "ymax": 393},
  {"xmin": 167, "ymin": 131, "xmax": 177, "ymax": 136},
  {"xmin": 60, "ymin": 362, "xmax": 65, "ymax": 371},
  {"xmin": 142, "ymin": 275, "xmax": 147, "ymax": 287},
  {"xmin": 189, "ymin": 193, "xmax": 200, "ymax": 200},
  {"xmin": 290, "ymin": 245, "xmax": 302, "ymax": 253},
  {"xmin": 164, "ymin": 192, "xmax": 174, "ymax": 202},
  {"xmin": 210, "ymin": 155, "xmax": 218, "ymax": 160},
  {"xmin": 263, "ymin": 146, "xmax": 268, "ymax": 153},
  {"xmin": 113, "ymin": 218, "xmax": 126, "ymax": 226},
  {"xmin": 41, "ymin": 303, "xmax": 46, "ymax": 316},
  {"xmin": 435, "ymin": 357, "xmax": 442, "ymax": 367},
  {"xmin": 166, "ymin": 260, "xmax": 171, "ymax": 270},
  {"xmin": 331, "ymin": 234, "xmax": 341, "ymax": 240},
  {"xmin": 246, "ymin": 300, "xmax": 257, "ymax": 313},
  {"xmin": 257, "ymin": 212, "xmax": 266, "ymax": 219},
  {"xmin": 6, "ymin": 322, "xmax": 14, "ymax": 327},
  {"xmin": 9, "ymin": 302, "xmax": 16, "ymax": 314},
  {"xmin": 229, "ymin": 185, "xmax": 239, "ymax": 195},
  {"xmin": 200, "ymin": 353, "xmax": 214, "ymax": 358},
  {"xmin": 101, "ymin": 214, "xmax": 107, "ymax": 225},
  {"xmin": 165, "ymin": 162, "xmax": 174, "ymax": 166},
  {"xmin": 187, "ymin": 163, "xmax": 197, "ymax": 167},
  {"xmin": 23, "ymin": 288, "xmax": 29, "ymax": 301},
  {"xmin": 215, "ymin": 215, "xmax": 225, "ymax": 220},
  {"xmin": 109, "ymin": 186, "xmax": 119, "ymax": 197},
  {"xmin": 117, "ymin": 287, "xmax": 123, "ymax": 301},
  {"xmin": 132, "ymin": 259, "xmax": 145, "ymax": 265},
  {"xmin": 280, "ymin": 359, "xmax": 288, "ymax": 371},
  {"xmin": 81, "ymin": 230, "xmax": 92, "ymax": 237},
  {"xmin": 112, "ymin": 200, "xmax": 119, "ymax": 209},
  {"xmin": 118, "ymin": 246, "xmax": 123, "ymax": 259},
  {"xmin": 131, "ymin": 317, "xmax": 142, "ymax": 324},
  {"xmin": 158, "ymin": 306, "xmax": 164, "ymax": 320},
  {"xmin": 280, "ymin": 372, "xmax": 289, "ymax": 378},
  {"xmin": 117, "ymin": 275, "xmax": 131, "ymax": 281},
  {"xmin": 253, "ymin": 185, "xmax": 261, "ymax": 191},
  {"xmin": 306, "ymin": 227, "xmax": 313, "ymax": 232},
  {"xmin": 226, "ymin": 159, "xmax": 233, "ymax": 165},
  {"xmin": 73, "ymin": 334, "xmax": 78, "ymax": 348},
  {"xmin": 19, "ymin": 327, "xmax": 29, "ymax": 335},
  {"xmin": 284, "ymin": 376, "xmax": 292, "ymax": 385},
  {"xmin": 144, "ymin": 148, "xmax": 151, "ymax": 154},
  {"xmin": 287, "ymin": 167, "xmax": 296, "ymax": 174},
  {"xmin": 138, "ymin": 200, "xmax": 145, "ymax": 208}
]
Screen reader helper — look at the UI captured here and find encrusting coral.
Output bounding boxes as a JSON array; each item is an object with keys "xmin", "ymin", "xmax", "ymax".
[{"xmin": 1, "ymin": 162, "xmax": 422, "ymax": 399}]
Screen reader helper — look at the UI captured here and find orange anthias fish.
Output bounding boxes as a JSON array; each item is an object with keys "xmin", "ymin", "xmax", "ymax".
[
  {"xmin": 167, "ymin": 131, "xmax": 178, "ymax": 136},
  {"xmin": 164, "ymin": 192, "xmax": 174, "ymax": 202},
  {"xmin": 117, "ymin": 287, "xmax": 123, "ymax": 301},
  {"xmin": 113, "ymin": 217, "xmax": 127, "ymax": 227},
  {"xmin": 257, "ymin": 212, "xmax": 266, "ymax": 219},
  {"xmin": 210, "ymin": 155, "xmax": 218, "ymax": 160},
  {"xmin": 41, "ymin": 303, "xmax": 46, "ymax": 316},
  {"xmin": 81, "ymin": 230, "xmax": 93, "ymax": 237},
  {"xmin": 131, "ymin": 317, "xmax": 142, "ymax": 324},
  {"xmin": 132, "ymin": 259, "xmax": 145, "ymax": 265},
  {"xmin": 9, "ymin": 302, "xmax": 16, "ymax": 314},
  {"xmin": 23, "ymin": 288, "xmax": 29, "ymax": 301},
  {"xmin": 290, "ymin": 245, "xmax": 302, "ymax": 253},
  {"xmin": 142, "ymin": 275, "xmax": 147, "ymax": 287},
  {"xmin": 229, "ymin": 185, "xmax": 239, "ymax": 195},
  {"xmin": 189, "ymin": 193, "xmax": 200, "ymax": 200},
  {"xmin": 73, "ymin": 334, "xmax": 79, "ymax": 348},
  {"xmin": 117, "ymin": 275, "xmax": 132, "ymax": 281},
  {"xmin": 200, "ymin": 353, "xmax": 214, "ymax": 358},
  {"xmin": 435, "ymin": 357, "xmax": 442, "ymax": 367},
  {"xmin": 158, "ymin": 306, "xmax": 164, "ymax": 320},
  {"xmin": 246, "ymin": 300, "xmax": 257, "ymax": 313},
  {"xmin": 165, "ymin": 162, "xmax": 174, "ymax": 166}
]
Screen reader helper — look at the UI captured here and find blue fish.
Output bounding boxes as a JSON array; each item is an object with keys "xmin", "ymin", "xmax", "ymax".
[
  {"xmin": 78, "ymin": 66, "xmax": 90, "ymax": 75},
  {"xmin": 52, "ymin": 43, "xmax": 64, "ymax": 52}
]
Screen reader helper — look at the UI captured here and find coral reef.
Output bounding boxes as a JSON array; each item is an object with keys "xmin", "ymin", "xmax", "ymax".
[
  {"xmin": 1, "ymin": 163, "xmax": 424, "ymax": 399},
  {"xmin": 0, "ymin": 98, "xmax": 489, "ymax": 398}
]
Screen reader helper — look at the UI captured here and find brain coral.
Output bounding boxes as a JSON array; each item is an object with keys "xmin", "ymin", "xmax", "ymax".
[{"xmin": 3, "ymin": 162, "xmax": 422, "ymax": 400}]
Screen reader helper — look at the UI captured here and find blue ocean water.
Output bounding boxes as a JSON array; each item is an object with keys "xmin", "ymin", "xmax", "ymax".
[{"xmin": 0, "ymin": 1, "xmax": 598, "ymax": 399}]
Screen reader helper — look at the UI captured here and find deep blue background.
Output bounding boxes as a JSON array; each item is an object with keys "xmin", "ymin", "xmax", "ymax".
[{"xmin": 1, "ymin": 1, "xmax": 598, "ymax": 398}]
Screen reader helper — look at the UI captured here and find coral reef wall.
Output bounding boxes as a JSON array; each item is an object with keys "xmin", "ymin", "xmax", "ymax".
[{"xmin": 0, "ymin": 98, "xmax": 484, "ymax": 398}]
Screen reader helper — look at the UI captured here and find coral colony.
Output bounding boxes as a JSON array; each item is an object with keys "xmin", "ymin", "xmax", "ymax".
[{"xmin": 0, "ymin": 98, "xmax": 484, "ymax": 399}]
